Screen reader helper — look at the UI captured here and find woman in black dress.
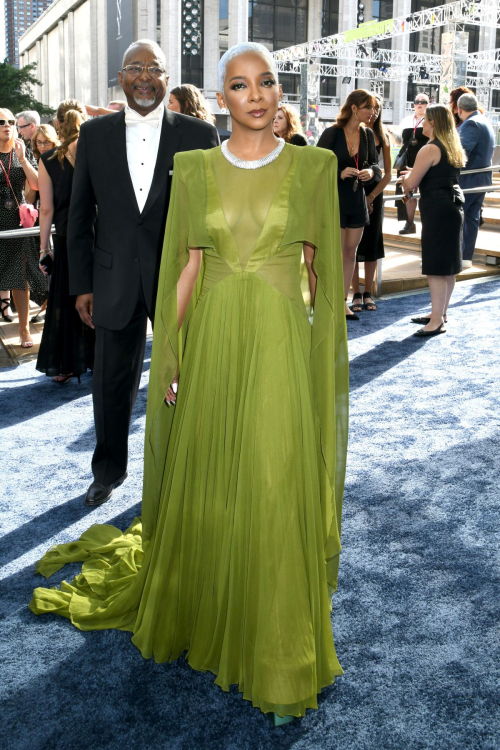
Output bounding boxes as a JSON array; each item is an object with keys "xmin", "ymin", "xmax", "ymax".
[
  {"xmin": 390, "ymin": 94, "xmax": 429, "ymax": 235},
  {"xmin": 399, "ymin": 105, "xmax": 466, "ymax": 336},
  {"xmin": 0, "ymin": 108, "xmax": 45, "ymax": 346},
  {"xmin": 352, "ymin": 95, "xmax": 392, "ymax": 313},
  {"xmin": 36, "ymin": 100, "xmax": 95, "ymax": 382},
  {"xmin": 317, "ymin": 90, "xmax": 381, "ymax": 319}
]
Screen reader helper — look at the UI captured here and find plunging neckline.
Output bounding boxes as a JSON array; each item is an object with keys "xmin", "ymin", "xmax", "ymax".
[{"xmin": 203, "ymin": 145, "xmax": 301, "ymax": 272}]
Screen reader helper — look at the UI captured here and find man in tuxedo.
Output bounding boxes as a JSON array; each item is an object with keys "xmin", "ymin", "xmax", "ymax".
[
  {"xmin": 68, "ymin": 39, "xmax": 219, "ymax": 506},
  {"xmin": 457, "ymin": 93, "xmax": 495, "ymax": 269}
]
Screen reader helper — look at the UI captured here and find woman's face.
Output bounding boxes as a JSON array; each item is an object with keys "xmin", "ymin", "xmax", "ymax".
[
  {"xmin": 272, "ymin": 109, "xmax": 287, "ymax": 136},
  {"xmin": 36, "ymin": 135, "xmax": 56, "ymax": 154},
  {"xmin": 414, "ymin": 96, "xmax": 429, "ymax": 118},
  {"xmin": 422, "ymin": 115, "xmax": 434, "ymax": 138},
  {"xmin": 352, "ymin": 101, "xmax": 376, "ymax": 125},
  {"xmin": 167, "ymin": 94, "xmax": 182, "ymax": 113},
  {"xmin": 0, "ymin": 110, "xmax": 15, "ymax": 143},
  {"xmin": 217, "ymin": 51, "xmax": 282, "ymax": 133},
  {"xmin": 449, "ymin": 99, "xmax": 458, "ymax": 115}
]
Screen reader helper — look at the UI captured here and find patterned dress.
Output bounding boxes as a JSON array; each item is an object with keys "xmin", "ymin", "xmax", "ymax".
[{"xmin": 0, "ymin": 149, "xmax": 47, "ymax": 302}]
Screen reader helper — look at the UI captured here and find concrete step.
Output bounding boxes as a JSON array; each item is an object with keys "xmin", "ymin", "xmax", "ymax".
[
  {"xmin": 382, "ymin": 216, "xmax": 500, "ymax": 261},
  {"xmin": 384, "ymin": 204, "xmax": 500, "ymax": 229},
  {"xmin": 358, "ymin": 246, "xmax": 500, "ymax": 296}
]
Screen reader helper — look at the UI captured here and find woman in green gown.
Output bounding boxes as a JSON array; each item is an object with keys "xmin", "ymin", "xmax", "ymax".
[{"xmin": 29, "ymin": 43, "xmax": 349, "ymax": 722}]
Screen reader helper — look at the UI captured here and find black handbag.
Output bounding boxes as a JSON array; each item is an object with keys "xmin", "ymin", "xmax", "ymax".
[{"xmin": 394, "ymin": 148, "xmax": 408, "ymax": 172}]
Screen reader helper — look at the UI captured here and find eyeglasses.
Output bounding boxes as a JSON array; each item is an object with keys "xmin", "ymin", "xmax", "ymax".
[
  {"xmin": 0, "ymin": 119, "xmax": 16, "ymax": 127},
  {"xmin": 414, "ymin": 100, "xmax": 428, "ymax": 105},
  {"xmin": 17, "ymin": 122, "xmax": 31, "ymax": 129},
  {"xmin": 36, "ymin": 140, "xmax": 53, "ymax": 148},
  {"xmin": 122, "ymin": 64, "xmax": 166, "ymax": 78}
]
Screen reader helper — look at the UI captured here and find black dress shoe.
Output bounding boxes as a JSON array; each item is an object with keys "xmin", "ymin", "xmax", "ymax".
[
  {"xmin": 84, "ymin": 472, "xmax": 128, "ymax": 506},
  {"xmin": 413, "ymin": 323, "xmax": 446, "ymax": 337},
  {"xmin": 399, "ymin": 222, "xmax": 416, "ymax": 235},
  {"xmin": 411, "ymin": 316, "xmax": 447, "ymax": 325}
]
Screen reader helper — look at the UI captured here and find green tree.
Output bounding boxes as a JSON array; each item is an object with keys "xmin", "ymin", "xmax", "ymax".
[{"xmin": 0, "ymin": 59, "xmax": 54, "ymax": 117}]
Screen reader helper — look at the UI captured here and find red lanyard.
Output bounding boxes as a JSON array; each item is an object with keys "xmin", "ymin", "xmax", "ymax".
[
  {"xmin": 344, "ymin": 128, "xmax": 360, "ymax": 170},
  {"xmin": 412, "ymin": 118, "xmax": 424, "ymax": 139},
  {"xmin": 0, "ymin": 150, "xmax": 13, "ymax": 188}
]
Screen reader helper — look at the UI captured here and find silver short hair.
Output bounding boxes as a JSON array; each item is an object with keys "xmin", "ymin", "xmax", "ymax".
[
  {"xmin": 218, "ymin": 42, "xmax": 278, "ymax": 92},
  {"xmin": 122, "ymin": 39, "xmax": 166, "ymax": 68},
  {"xmin": 15, "ymin": 110, "xmax": 40, "ymax": 125},
  {"xmin": 458, "ymin": 93, "xmax": 478, "ymax": 113}
]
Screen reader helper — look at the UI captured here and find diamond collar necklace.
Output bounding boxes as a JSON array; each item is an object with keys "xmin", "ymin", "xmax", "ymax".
[{"xmin": 221, "ymin": 138, "xmax": 285, "ymax": 170}]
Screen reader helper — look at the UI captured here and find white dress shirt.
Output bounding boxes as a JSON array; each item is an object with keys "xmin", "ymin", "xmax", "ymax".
[{"xmin": 125, "ymin": 103, "xmax": 164, "ymax": 212}]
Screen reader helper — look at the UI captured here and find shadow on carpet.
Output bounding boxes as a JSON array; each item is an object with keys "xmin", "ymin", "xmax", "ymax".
[{"xmin": 1, "ymin": 278, "xmax": 499, "ymax": 750}]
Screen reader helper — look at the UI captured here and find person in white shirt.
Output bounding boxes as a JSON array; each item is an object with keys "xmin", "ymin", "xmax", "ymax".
[
  {"xmin": 67, "ymin": 39, "xmax": 219, "ymax": 506},
  {"xmin": 389, "ymin": 93, "xmax": 429, "ymax": 234}
]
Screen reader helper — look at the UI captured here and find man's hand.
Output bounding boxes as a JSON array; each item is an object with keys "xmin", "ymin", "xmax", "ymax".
[{"xmin": 75, "ymin": 293, "xmax": 95, "ymax": 329}]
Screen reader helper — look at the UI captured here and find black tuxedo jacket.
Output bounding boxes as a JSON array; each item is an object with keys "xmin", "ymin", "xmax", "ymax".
[{"xmin": 67, "ymin": 107, "xmax": 219, "ymax": 330}]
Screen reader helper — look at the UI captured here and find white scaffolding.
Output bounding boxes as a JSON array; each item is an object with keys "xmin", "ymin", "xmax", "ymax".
[{"xmin": 272, "ymin": 0, "xmax": 500, "ymax": 111}]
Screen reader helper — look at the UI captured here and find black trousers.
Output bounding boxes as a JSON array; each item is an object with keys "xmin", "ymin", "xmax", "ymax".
[{"xmin": 91, "ymin": 299, "xmax": 149, "ymax": 485}]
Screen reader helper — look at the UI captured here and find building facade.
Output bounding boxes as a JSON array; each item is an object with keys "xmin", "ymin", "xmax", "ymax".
[
  {"xmin": 5, "ymin": 0, "xmax": 53, "ymax": 66},
  {"xmin": 18, "ymin": 0, "xmax": 498, "ymax": 124}
]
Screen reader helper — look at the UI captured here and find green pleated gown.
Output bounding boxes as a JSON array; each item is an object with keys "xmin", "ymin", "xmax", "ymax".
[{"xmin": 30, "ymin": 143, "xmax": 349, "ymax": 718}]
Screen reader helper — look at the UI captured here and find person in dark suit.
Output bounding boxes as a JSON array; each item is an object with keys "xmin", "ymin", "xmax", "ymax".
[
  {"xmin": 68, "ymin": 39, "xmax": 219, "ymax": 506},
  {"xmin": 457, "ymin": 93, "xmax": 495, "ymax": 268}
]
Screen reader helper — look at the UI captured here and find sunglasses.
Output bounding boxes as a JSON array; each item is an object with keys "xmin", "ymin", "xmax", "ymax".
[
  {"xmin": 0, "ymin": 119, "xmax": 16, "ymax": 127},
  {"xmin": 36, "ymin": 140, "xmax": 54, "ymax": 148},
  {"xmin": 414, "ymin": 100, "xmax": 428, "ymax": 105}
]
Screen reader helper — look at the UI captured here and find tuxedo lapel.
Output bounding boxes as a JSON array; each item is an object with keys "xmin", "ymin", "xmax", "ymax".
[
  {"xmin": 142, "ymin": 108, "xmax": 182, "ymax": 217},
  {"xmin": 104, "ymin": 110, "xmax": 140, "ymax": 213}
]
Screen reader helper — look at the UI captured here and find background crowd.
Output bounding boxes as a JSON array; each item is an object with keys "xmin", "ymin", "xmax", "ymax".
[{"xmin": 0, "ymin": 77, "xmax": 495, "ymax": 359}]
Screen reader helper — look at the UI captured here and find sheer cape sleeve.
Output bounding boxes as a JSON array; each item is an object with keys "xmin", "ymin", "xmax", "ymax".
[
  {"xmin": 142, "ymin": 151, "xmax": 213, "ymax": 547},
  {"xmin": 282, "ymin": 147, "xmax": 349, "ymax": 594}
]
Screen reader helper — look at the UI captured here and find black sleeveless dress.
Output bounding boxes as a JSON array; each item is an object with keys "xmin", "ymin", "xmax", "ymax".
[
  {"xmin": 396, "ymin": 124, "xmax": 429, "ymax": 222},
  {"xmin": 36, "ymin": 149, "xmax": 95, "ymax": 377},
  {"xmin": 419, "ymin": 140, "xmax": 463, "ymax": 276},
  {"xmin": 317, "ymin": 125, "xmax": 382, "ymax": 229},
  {"xmin": 357, "ymin": 143, "xmax": 385, "ymax": 263}
]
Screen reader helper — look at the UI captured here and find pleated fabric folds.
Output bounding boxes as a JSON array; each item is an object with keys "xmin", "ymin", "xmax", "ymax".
[{"xmin": 30, "ymin": 145, "xmax": 349, "ymax": 717}]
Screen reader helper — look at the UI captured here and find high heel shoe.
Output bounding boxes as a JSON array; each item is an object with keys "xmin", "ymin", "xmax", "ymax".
[
  {"xmin": 1, "ymin": 297, "xmax": 13, "ymax": 322},
  {"xmin": 53, "ymin": 373, "xmax": 81, "ymax": 384}
]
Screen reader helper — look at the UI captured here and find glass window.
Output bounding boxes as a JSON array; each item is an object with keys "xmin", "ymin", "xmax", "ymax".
[{"xmin": 249, "ymin": 0, "xmax": 308, "ymax": 51}]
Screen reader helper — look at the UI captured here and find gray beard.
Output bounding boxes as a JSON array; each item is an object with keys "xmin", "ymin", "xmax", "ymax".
[{"xmin": 133, "ymin": 94, "xmax": 156, "ymax": 108}]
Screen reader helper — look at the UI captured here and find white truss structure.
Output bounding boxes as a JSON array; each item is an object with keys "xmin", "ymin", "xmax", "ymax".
[
  {"xmin": 273, "ymin": 0, "xmax": 500, "ymax": 110},
  {"xmin": 272, "ymin": 0, "xmax": 500, "ymax": 64}
]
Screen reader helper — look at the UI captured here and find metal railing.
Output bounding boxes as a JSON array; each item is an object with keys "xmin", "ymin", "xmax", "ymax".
[
  {"xmin": 374, "ymin": 183, "xmax": 500, "ymax": 296},
  {"xmin": 0, "ymin": 225, "xmax": 55, "ymax": 238}
]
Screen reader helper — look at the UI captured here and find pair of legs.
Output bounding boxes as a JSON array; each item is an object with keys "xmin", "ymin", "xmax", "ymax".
[
  {"xmin": 422, "ymin": 275, "xmax": 455, "ymax": 331},
  {"xmin": 91, "ymin": 300, "xmax": 149, "ymax": 487},
  {"xmin": 12, "ymin": 286, "xmax": 33, "ymax": 347},
  {"xmin": 342, "ymin": 227, "xmax": 364, "ymax": 316},
  {"xmin": 352, "ymin": 261, "xmax": 377, "ymax": 309},
  {"xmin": 462, "ymin": 192, "xmax": 484, "ymax": 263},
  {"xmin": 405, "ymin": 197, "xmax": 417, "ymax": 227}
]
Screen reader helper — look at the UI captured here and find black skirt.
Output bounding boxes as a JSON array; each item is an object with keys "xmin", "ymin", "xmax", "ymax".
[
  {"xmin": 36, "ymin": 235, "xmax": 95, "ymax": 377},
  {"xmin": 357, "ymin": 192, "xmax": 385, "ymax": 262},
  {"xmin": 420, "ymin": 192, "xmax": 463, "ymax": 276}
]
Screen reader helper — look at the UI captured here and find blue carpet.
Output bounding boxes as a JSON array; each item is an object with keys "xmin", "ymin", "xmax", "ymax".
[{"xmin": 1, "ymin": 277, "xmax": 499, "ymax": 750}]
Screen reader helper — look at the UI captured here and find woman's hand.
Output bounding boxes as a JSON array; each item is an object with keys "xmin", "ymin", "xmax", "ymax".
[
  {"xmin": 14, "ymin": 138, "xmax": 26, "ymax": 163},
  {"xmin": 165, "ymin": 374, "xmax": 179, "ymax": 406},
  {"xmin": 38, "ymin": 249, "xmax": 53, "ymax": 276},
  {"xmin": 341, "ymin": 167, "xmax": 359, "ymax": 180},
  {"xmin": 368, "ymin": 202, "xmax": 374, "ymax": 215},
  {"xmin": 358, "ymin": 168, "xmax": 374, "ymax": 182}
]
